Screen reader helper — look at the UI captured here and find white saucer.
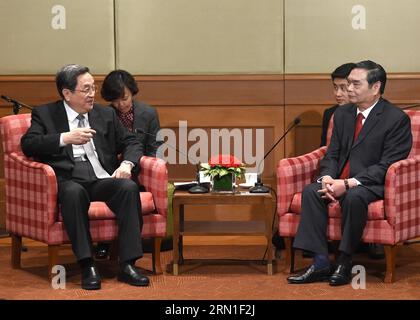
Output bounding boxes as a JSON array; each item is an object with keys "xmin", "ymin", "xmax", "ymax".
[{"xmin": 239, "ymin": 183, "xmax": 254, "ymax": 188}]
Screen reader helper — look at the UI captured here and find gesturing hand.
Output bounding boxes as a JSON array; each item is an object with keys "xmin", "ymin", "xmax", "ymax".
[{"xmin": 63, "ymin": 128, "xmax": 96, "ymax": 145}]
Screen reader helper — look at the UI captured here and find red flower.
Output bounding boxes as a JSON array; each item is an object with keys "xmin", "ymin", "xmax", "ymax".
[{"xmin": 209, "ymin": 154, "xmax": 242, "ymax": 168}]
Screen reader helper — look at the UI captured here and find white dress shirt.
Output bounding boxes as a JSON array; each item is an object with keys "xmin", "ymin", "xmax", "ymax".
[{"xmin": 59, "ymin": 101, "xmax": 99, "ymax": 159}]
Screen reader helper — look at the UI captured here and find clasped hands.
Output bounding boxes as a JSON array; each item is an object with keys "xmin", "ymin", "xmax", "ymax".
[{"xmin": 317, "ymin": 175, "xmax": 348, "ymax": 202}]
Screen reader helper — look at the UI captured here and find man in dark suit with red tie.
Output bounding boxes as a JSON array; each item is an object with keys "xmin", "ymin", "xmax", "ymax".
[
  {"xmin": 287, "ymin": 60, "xmax": 413, "ymax": 286},
  {"xmin": 21, "ymin": 64, "xmax": 150, "ymax": 290}
]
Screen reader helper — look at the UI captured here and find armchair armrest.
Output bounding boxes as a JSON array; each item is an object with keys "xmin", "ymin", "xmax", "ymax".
[
  {"xmin": 137, "ymin": 156, "xmax": 168, "ymax": 217},
  {"xmin": 277, "ymin": 147, "xmax": 327, "ymax": 216},
  {"xmin": 384, "ymin": 155, "xmax": 420, "ymax": 242},
  {"xmin": 5, "ymin": 152, "xmax": 58, "ymax": 241}
]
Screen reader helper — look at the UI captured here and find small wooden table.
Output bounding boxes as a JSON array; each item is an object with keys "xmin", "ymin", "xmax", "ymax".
[{"xmin": 172, "ymin": 190, "xmax": 274, "ymax": 275}]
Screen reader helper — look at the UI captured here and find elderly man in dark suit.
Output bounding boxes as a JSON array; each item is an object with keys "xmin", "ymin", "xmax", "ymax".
[
  {"xmin": 320, "ymin": 62, "xmax": 385, "ymax": 260},
  {"xmin": 287, "ymin": 60, "xmax": 412, "ymax": 286},
  {"xmin": 21, "ymin": 64, "xmax": 149, "ymax": 290}
]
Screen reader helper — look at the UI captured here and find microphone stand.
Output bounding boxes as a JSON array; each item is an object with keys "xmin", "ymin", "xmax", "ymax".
[
  {"xmin": 1, "ymin": 95, "xmax": 33, "ymax": 114},
  {"xmin": 249, "ymin": 117, "xmax": 301, "ymax": 193},
  {"xmin": 135, "ymin": 128, "xmax": 209, "ymax": 193}
]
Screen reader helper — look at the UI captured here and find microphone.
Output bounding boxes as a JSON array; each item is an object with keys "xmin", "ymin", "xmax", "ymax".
[
  {"xmin": 249, "ymin": 117, "xmax": 301, "ymax": 193},
  {"xmin": 401, "ymin": 103, "xmax": 420, "ymax": 110},
  {"xmin": 1, "ymin": 95, "xmax": 33, "ymax": 115},
  {"xmin": 134, "ymin": 128, "xmax": 209, "ymax": 194}
]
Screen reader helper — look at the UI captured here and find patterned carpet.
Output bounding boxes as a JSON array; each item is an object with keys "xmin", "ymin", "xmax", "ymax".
[{"xmin": 0, "ymin": 239, "xmax": 419, "ymax": 300}]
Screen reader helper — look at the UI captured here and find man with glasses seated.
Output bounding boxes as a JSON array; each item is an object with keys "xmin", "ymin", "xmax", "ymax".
[{"xmin": 21, "ymin": 64, "xmax": 149, "ymax": 290}]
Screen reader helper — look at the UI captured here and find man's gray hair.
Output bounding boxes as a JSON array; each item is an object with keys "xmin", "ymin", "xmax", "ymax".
[{"xmin": 56, "ymin": 64, "xmax": 90, "ymax": 98}]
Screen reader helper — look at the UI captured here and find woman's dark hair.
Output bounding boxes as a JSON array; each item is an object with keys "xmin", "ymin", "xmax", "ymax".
[
  {"xmin": 56, "ymin": 64, "xmax": 90, "ymax": 98},
  {"xmin": 101, "ymin": 69, "xmax": 139, "ymax": 101}
]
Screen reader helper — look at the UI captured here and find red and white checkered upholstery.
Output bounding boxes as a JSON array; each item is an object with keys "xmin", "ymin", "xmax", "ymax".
[
  {"xmin": 277, "ymin": 110, "xmax": 420, "ymax": 245},
  {"xmin": 0, "ymin": 113, "xmax": 168, "ymax": 244}
]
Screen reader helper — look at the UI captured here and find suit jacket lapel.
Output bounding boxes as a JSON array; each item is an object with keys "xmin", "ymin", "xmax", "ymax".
[
  {"xmin": 344, "ymin": 104, "xmax": 357, "ymax": 156},
  {"xmin": 352, "ymin": 99, "xmax": 385, "ymax": 149},
  {"xmin": 53, "ymin": 101, "xmax": 74, "ymax": 159}
]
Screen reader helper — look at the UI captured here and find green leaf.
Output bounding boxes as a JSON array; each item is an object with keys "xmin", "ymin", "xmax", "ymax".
[
  {"xmin": 219, "ymin": 169, "xmax": 228, "ymax": 177},
  {"xmin": 200, "ymin": 163, "xmax": 210, "ymax": 170}
]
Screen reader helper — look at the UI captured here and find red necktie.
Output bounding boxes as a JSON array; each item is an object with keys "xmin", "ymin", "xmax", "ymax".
[{"xmin": 339, "ymin": 113, "xmax": 365, "ymax": 179}]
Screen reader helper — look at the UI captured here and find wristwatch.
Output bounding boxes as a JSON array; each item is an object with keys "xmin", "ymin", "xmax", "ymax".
[{"xmin": 344, "ymin": 179, "xmax": 350, "ymax": 190}]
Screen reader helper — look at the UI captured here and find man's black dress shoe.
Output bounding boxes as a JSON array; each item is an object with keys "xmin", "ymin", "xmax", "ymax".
[
  {"xmin": 287, "ymin": 265, "xmax": 332, "ymax": 284},
  {"xmin": 117, "ymin": 263, "xmax": 150, "ymax": 287},
  {"xmin": 329, "ymin": 263, "xmax": 352, "ymax": 286},
  {"xmin": 81, "ymin": 265, "xmax": 101, "ymax": 290},
  {"xmin": 95, "ymin": 242, "xmax": 110, "ymax": 260}
]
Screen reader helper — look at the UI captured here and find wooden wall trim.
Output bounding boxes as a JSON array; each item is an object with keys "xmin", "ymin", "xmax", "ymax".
[
  {"xmin": 1, "ymin": 73, "xmax": 420, "ymax": 228},
  {"xmin": 284, "ymin": 73, "xmax": 420, "ymax": 80},
  {"xmin": 2, "ymin": 73, "xmax": 419, "ymax": 107},
  {"xmin": 284, "ymin": 73, "xmax": 420, "ymax": 105},
  {"xmin": 0, "ymin": 74, "xmax": 284, "ymax": 82},
  {"xmin": 0, "ymin": 74, "xmax": 285, "ymax": 108},
  {"xmin": 1, "ymin": 73, "xmax": 420, "ymax": 153}
]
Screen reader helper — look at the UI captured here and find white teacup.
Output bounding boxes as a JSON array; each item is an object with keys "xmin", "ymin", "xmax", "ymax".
[
  {"xmin": 199, "ymin": 170, "xmax": 211, "ymax": 183},
  {"xmin": 245, "ymin": 172, "xmax": 258, "ymax": 186}
]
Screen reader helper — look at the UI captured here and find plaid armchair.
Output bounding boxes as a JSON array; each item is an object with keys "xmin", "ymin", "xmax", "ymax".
[
  {"xmin": 0, "ymin": 113, "xmax": 168, "ymax": 279},
  {"xmin": 276, "ymin": 110, "xmax": 420, "ymax": 283}
]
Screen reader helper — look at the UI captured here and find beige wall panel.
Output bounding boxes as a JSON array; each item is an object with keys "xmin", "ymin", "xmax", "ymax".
[
  {"xmin": 116, "ymin": 0, "xmax": 283, "ymax": 74},
  {"xmin": 285, "ymin": 0, "xmax": 420, "ymax": 73},
  {"xmin": 0, "ymin": 0, "xmax": 114, "ymax": 74}
]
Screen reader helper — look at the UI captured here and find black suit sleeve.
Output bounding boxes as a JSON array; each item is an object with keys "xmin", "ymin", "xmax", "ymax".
[
  {"xmin": 354, "ymin": 113, "xmax": 412, "ymax": 185},
  {"xmin": 320, "ymin": 109, "xmax": 330, "ymax": 147},
  {"xmin": 318, "ymin": 113, "xmax": 342, "ymax": 178},
  {"xmin": 112, "ymin": 108, "xmax": 144, "ymax": 165},
  {"xmin": 320, "ymin": 105, "xmax": 338, "ymax": 147},
  {"xmin": 21, "ymin": 107, "xmax": 61, "ymax": 157}
]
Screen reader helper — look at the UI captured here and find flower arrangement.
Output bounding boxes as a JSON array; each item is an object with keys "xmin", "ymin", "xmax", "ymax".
[{"xmin": 200, "ymin": 154, "xmax": 245, "ymax": 179}]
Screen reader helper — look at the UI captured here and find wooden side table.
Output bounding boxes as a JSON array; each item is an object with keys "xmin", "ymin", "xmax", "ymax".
[{"xmin": 172, "ymin": 190, "xmax": 274, "ymax": 275}]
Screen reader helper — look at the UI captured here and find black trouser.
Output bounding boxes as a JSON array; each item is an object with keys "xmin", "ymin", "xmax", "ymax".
[
  {"xmin": 57, "ymin": 161, "xmax": 143, "ymax": 263},
  {"xmin": 293, "ymin": 182, "xmax": 380, "ymax": 256}
]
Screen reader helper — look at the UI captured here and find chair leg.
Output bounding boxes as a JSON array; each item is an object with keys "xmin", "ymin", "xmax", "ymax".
[
  {"xmin": 152, "ymin": 237, "xmax": 163, "ymax": 275},
  {"xmin": 11, "ymin": 234, "xmax": 22, "ymax": 269},
  {"xmin": 284, "ymin": 237, "xmax": 295, "ymax": 273},
  {"xmin": 384, "ymin": 244, "xmax": 397, "ymax": 283},
  {"xmin": 48, "ymin": 245, "xmax": 60, "ymax": 282}
]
